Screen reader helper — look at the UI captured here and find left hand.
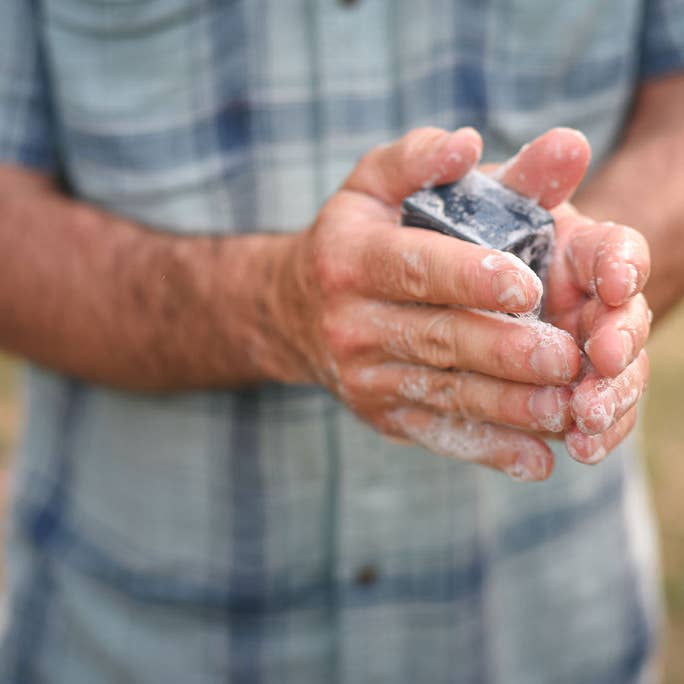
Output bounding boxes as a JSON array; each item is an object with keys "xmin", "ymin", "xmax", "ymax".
[{"xmin": 494, "ymin": 128, "xmax": 651, "ymax": 464}]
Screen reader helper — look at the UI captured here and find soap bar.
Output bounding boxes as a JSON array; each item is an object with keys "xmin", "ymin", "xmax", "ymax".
[{"xmin": 401, "ymin": 171, "xmax": 555, "ymax": 281}]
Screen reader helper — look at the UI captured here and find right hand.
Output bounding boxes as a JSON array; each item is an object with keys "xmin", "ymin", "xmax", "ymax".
[{"xmin": 270, "ymin": 127, "xmax": 587, "ymax": 481}]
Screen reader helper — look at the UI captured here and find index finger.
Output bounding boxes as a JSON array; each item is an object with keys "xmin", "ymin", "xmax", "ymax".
[{"xmin": 353, "ymin": 222, "xmax": 544, "ymax": 312}]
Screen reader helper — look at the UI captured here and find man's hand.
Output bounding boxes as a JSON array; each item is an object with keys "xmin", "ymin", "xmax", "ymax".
[
  {"xmin": 272, "ymin": 127, "xmax": 650, "ymax": 479},
  {"xmin": 0, "ymin": 126, "xmax": 650, "ymax": 480},
  {"xmin": 495, "ymin": 133, "xmax": 651, "ymax": 466}
]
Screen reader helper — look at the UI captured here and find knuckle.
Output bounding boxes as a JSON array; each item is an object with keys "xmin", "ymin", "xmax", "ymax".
[
  {"xmin": 494, "ymin": 386, "xmax": 518, "ymax": 426},
  {"xmin": 491, "ymin": 334, "xmax": 515, "ymax": 376},
  {"xmin": 320, "ymin": 312, "xmax": 361, "ymax": 359},
  {"xmin": 339, "ymin": 366, "xmax": 376, "ymax": 400},
  {"xmin": 353, "ymin": 147, "xmax": 379, "ymax": 182},
  {"xmin": 421, "ymin": 313, "xmax": 457, "ymax": 368},
  {"xmin": 350, "ymin": 141, "xmax": 394, "ymax": 192},
  {"xmin": 430, "ymin": 375, "xmax": 458, "ymax": 411},
  {"xmin": 312, "ymin": 246, "xmax": 351, "ymax": 295},
  {"xmin": 319, "ymin": 312, "xmax": 339, "ymax": 351},
  {"xmin": 395, "ymin": 246, "xmax": 434, "ymax": 300},
  {"xmin": 460, "ymin": 255, "xmax": 488, "ymax": 297}
]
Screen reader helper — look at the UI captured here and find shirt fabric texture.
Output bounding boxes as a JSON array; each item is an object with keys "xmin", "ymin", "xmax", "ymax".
[{"xmin": 0, "ymin": 1, "xmax": 683, "ymax": 682}]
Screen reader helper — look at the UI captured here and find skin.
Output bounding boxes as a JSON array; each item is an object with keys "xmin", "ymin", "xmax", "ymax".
[
  {"xmin": 282, "ymin": 126, "xmax": 650, "ymax": 478},
  {"xmin": 0, "ymin": 121, "xmax": 655, "ymax": 481},
  {"xmin": 575, "ymin": 73, "xmax": 684, "ymax": 322}
]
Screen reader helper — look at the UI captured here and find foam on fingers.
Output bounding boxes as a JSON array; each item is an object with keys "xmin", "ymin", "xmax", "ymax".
[
  {"xmin": 565, "ymin": 404, "xmax": 639, "ymax": 465},
  {"xmin": 387, "ymin": 408, "xmax": 554, "ymax": 481}
]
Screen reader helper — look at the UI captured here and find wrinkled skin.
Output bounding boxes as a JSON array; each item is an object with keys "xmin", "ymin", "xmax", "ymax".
[{"xmin": 276, "ymin": 127, "xmax": 650, "ymax": 481}]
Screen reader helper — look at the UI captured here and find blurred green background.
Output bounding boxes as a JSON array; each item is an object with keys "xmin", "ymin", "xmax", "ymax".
[{"xmin": 1, "ymin": 303, "xmax": 683, "ymax": 681}]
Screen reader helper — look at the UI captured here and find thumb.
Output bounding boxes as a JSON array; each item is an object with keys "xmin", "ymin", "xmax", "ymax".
[
  {"xmin": 495, "ymin": 128, "xmax": 591, "ymax": 209},
  {"xmin": 343, "ymin": 126, "xmax": 482, "ymax": 206}
]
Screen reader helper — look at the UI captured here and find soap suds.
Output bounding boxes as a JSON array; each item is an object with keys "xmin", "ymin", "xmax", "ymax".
[
  {"xmin": 359, "ymin": 367, "xmax": 379, "ymax": 386},
  {"xmin": 527, "ymin": 320, "xmax": 575, "ymax": 382},
  {"xmin": 496, "ymin": 283, "xmax": 528, "ymax": 308},
  {"xmin": 421, "ymin": 151, "xmax": 465, "ymax": 189},
  {"xmin": 398, "ymin": 373, "xmax": 430, "ymax": 402},
  {"xmin": 481, "ymin": 251, "xmax": 529, "ymax": 271},
  {"xmin": 388, "ymin": 409, "xmax": 547, "ymax": 481},
  {"xmin": 573, "ymin": 369, "xmax": 642, "ymax": 435}
]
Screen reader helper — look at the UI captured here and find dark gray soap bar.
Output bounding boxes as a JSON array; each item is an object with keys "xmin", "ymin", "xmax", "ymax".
[{"xmin": 401, "ymin": 171, "xmax": 555, "ymax": 281}]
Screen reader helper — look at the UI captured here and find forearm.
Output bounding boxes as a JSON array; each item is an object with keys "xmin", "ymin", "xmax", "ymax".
[
  {"xmin": 0, "ymin": 166, "xmax": 303, "ymax": 391},
  {"xmin": 575, "ymin": 74, "xmax": 684, "ymax": 322}
]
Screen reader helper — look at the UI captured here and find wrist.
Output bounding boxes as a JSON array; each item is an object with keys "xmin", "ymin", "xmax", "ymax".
[{"xmin": 216, "ymin": 229, "xmax": 316, "ymax": 386}]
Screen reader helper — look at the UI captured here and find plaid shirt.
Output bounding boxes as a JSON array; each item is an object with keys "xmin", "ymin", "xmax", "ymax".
[{"xmin": 1, "ymin": 1, "xmax": 683, "ymax": 682}]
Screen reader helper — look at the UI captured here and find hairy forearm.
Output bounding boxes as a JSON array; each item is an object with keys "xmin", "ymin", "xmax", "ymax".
[
  {"xmin": 0, "ymin": 166, "xmax": 303, "ymax": 391},
  {"xmin": 575, "ymin": 74, "xmax": 684, "ymax": 322}
]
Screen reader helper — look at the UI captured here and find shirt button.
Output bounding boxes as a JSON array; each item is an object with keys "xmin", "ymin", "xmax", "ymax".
[{"xmin": 354, "ymin": 564, "xmax": 379, "ymax": 586}]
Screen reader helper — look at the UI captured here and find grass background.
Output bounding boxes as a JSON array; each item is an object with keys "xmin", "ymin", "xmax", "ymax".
[{"xmin": 1, "ymin": 303, "xmax": 683, "ymax": 680}]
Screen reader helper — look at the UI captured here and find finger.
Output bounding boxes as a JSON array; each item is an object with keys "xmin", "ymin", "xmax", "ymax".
[
  {"xmin": 563, "ymin": 218, "xmax": 650, "ymax": 306},
  {"xmin": 495, "ymin": 128, "xmax": 591, "ymax": 208},
  {"xmin": 352, "ymin": 223, "xmax": 543, "ymax": 311},
  {"xmin": 383, "ymin": 408, "xmax": 554, "ymax": 481},
  {"xmin": 355, "ymin": 364, "xmax": 573, "ymax": 433},
  {"xmin": 343, "ymin": 127, "xmax": 483, "ymax": 206},
  {"xmin": 565, "ymin": 405, "xmax": 638, "ymax": 465},
  {"xmin": 570, "ymin": 350, "xmax": 649, "ymax": 435},
  {"xmin": 580, "ymin": 294, "xmax": 650, "ymax": 377},
  {"xmin": 358, "ymin": 304, "xmax": 581, "ymax": 385}
]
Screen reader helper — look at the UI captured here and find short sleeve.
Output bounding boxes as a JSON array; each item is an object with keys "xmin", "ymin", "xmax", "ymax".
[
  {"xmin": 640, "ymin": 0, "xmax": 684, "ymax": 79},
  {"xmin": 0, "ymin": 1, "xmax": 57, "ymax": 172}
]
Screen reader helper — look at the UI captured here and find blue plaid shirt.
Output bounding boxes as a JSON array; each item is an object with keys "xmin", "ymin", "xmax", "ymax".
[{"xmin": 1, "ymin": 1, "xmax": 683, "ymax": 682}]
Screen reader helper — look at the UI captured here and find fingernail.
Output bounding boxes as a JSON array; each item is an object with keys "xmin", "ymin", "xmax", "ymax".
[
  {"xmin": 585, "ymin": 444, "xmax": 607, "ymax": 464},
  {"xmin": 506, "ymin": 451, "xmax": 548, "ymax": 482},
  {"xmin": 574, "ymin": 390, "xmax": 616, "ymax": 435},
  {"xmin": 493, "ymin": 270, "xmax": 534, "ymax": 310},
  {"xmin": 608, "ymin": 261, "xmax": 638, "ymax": 302},
  {"xmin": 566, "ymin": 433, "xmax": 607, "ymax": 465},
  {"xmin": 528, "ymin": 387, "xmax": 568, "ymax": 432},
  {"xmin": 530, "ymin": 344, "xmax": 569, "ymax": 382},
  {"xmin": 619, "ymin": 330, "xmax": 634, "ymax": 368}
]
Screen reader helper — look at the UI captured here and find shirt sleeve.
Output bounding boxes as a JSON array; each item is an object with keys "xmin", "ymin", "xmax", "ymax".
[
  {"xmin": 0, "ymin": 1, "xmax": 57, "ymax": 172},
  {"xmin": 640, "ymin": 0, "xmax": 684, "ymax": 79}
]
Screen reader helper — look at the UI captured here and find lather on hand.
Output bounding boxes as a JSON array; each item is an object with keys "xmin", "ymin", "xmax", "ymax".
[{"xmin": 274, "ymin": 126, "xmax": 650, "ymax": 481}]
